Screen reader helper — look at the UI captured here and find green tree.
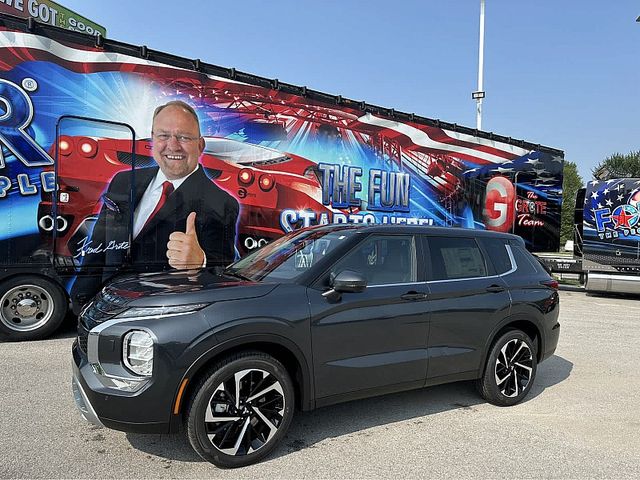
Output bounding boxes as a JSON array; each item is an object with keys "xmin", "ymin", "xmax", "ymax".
[
  {"xmin": 560, "ymin": 161, "xmax": 584, "ymax": 246},
  {"xmin": 592, "ymin": 150, "xmax": 640, "ymax": 180}
]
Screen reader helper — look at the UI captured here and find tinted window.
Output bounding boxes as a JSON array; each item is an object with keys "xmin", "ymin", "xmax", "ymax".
[
  {"xmin": 480, "ymin": 237, "xmax": 512, "ymax": 275},
  {"xmin": 428, "ymin": 237, "xmax": 487, "ymax": 280},
  {"xmin": 510, "ymin": 245, "xmax": 540, "ymax": 275},
  {"xmin": 332, "ymin": 235, "xmax": 417, "ymax": 286},
  {"xmin": 226, "ymin": 229, "xmax": 352, "ymax": 281}
]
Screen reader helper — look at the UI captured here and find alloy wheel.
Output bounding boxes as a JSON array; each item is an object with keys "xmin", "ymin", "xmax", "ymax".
[
  {"xmin": 494, "ymin": 338, "xmax": 534, "ymax": 398},
  {"xmin": 204, "ymin": 368, "xmax": 286, "ymax": 456}
]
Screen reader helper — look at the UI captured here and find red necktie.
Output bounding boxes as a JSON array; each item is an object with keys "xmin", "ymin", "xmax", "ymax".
[{"xmin": 142, "ymin": 180, "xmax": 174, "ymax": 232}]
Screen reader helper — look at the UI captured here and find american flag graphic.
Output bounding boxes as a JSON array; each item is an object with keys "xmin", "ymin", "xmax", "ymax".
[{"xmin": 583, "ymin": 179, "xmax": 640, "ymax": 264}]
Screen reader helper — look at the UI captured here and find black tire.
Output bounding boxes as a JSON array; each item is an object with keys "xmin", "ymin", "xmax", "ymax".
[
  {"xmin": 0, "ymin": 276, "xmax": 68, "ymax": 342},
  {"xmin": 186, "ymin": 351, "xmax": 295, "ymax": 468},
  {"xmin": 476, "ymin": 329, "xmax": 537, "ymax": 406}
]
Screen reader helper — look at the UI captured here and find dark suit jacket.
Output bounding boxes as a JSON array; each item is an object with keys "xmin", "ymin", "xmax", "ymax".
[{"xmin": 73, "ymin": 166, "xmax": 239, "ymax": 298}]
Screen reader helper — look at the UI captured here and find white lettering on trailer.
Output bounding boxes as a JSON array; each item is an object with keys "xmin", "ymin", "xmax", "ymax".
[
  {"xmin": 16, "ymin": 173, "xmax": 37, "ymax": 194},
  {"xmin": 0, "ymin": 79, "xmax": 55, "ymax": 169},
  {"xmin": 318, "ymin": 212, "xmax": 330, "ymax": 226},
  {"xmin": 40, "ymin": 171, "xmax": 55, "ymax": 192},
  {"xmin": 280, "ymin": 209, "xmax": 433, "ymax": 231},
  {"xmin": 0, "ymin": 172, "xmax": 55, "ymax": 198},
  {"xmin": 74, "ymin": 236, "xmax": 129, "ymax": 259},
  {"xmin": 0, "ymin": 176, "xmax": 9, "ymax": 197}
]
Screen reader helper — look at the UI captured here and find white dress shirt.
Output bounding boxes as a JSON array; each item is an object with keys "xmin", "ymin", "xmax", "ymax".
[{"xmin": 132, "ymin": 165, "xmax": 200, "ymax": 239}]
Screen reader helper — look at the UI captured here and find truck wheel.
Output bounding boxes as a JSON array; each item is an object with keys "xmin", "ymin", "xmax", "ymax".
[
  {"xmin": 476, "ymin": 329, "xmax": 537, "ymax": 406},
  {"xmin": 186, "ymin": 351, "xmax": 295, "ymax": 468},
  {"xmin": 0, "ymin": 276, "xmax": 68, "ymax": 341}
]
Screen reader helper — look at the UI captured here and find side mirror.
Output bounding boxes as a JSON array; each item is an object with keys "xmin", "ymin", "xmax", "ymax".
[{"xmin": 332, "ymin": 270, "xmax": 367, "ymax": 293}]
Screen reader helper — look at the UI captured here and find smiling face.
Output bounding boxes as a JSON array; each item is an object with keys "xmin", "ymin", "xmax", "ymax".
[{"xmin": 151, "ymin": 104, "xmax": 205, "ymax": 180}]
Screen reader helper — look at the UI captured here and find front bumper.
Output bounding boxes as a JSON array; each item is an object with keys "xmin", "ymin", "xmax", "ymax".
[
  {"xmin": 71, "ymin": 366, "xmax": 104, "ymax": 427},
  {"xmin": 71, "ymin": 340, "xmax": 172, "ymax": 434}
]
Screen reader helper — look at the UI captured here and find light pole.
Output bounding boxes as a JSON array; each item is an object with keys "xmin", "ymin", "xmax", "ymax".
[{"xmin": 473, "ymin": 0, "xmax": 486, "ymax": 130}]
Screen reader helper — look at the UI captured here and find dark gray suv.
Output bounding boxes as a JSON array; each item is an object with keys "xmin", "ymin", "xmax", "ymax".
[{"xmin": 72, "ymin": 224, "xmax": 560, "ymax": 467}]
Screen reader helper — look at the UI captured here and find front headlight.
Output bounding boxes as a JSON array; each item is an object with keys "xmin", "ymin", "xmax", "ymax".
[
  {"xmin": 114, "ymin": 303, "xmax": 209, "ymax": 320},
  {"xmin": 123, "ymin": 330, "xmax": 154, "ymax": 376}
]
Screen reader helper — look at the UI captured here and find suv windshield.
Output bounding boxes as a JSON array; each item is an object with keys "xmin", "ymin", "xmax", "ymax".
[{"xmin": 225, "ymin": 228, "xmax": 353, "ymax": 282}]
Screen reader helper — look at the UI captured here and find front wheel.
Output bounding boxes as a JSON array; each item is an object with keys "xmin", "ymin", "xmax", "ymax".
[
  {"xmin": 0, "ymin": 276, "xmax": 68, "ymax": 341},
  {"xmin": 186, "ymin": 351, "xmax": 295, "ymax": 468},
  {"xmin": 476, "ymin": 330, "xmax": 537, "ymax": 406}
]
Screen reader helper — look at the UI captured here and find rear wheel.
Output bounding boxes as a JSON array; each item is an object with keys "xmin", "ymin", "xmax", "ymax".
[
  {"xmin": 0, "ymin": 276, "xmax": 68, "ymax": 341},
  {"xmin": 186, "ymin": 351, "xmax": 295, "ymax": 468},
  {"xmin": 476, "ymin": 330, "xmax": 537, "ymax": 406}
]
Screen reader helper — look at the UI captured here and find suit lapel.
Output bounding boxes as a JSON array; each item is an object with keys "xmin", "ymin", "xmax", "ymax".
[
  {"xmin": 137, "ymin": 166, "xmax": 205, "ymax": 236},
  {"xmin": 133, "ymin": 167, "xmax": 158, "ymax": 207}
]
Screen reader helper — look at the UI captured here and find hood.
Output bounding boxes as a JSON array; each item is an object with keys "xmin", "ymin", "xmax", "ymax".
[{"xmin": 103, "ymin": 269, "xmax": 278, "ymax": 308}]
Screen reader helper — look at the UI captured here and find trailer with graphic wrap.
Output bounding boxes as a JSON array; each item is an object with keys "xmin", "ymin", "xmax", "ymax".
[
  {"xmin": 0, "ymin": 13, "xmax": 564, "ymax": 340},
  {"xmin": 575, "ymin": 179, "xmax": 640, "ymax": 294}
]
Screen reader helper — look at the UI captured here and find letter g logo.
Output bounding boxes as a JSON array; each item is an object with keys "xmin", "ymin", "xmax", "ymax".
[{"xmin": 483, "ymin": 176, "xmax": 515, "ymax": 232}]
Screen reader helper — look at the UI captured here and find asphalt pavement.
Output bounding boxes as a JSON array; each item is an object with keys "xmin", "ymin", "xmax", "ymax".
[{"xmin": 1, "ymin": 289, "xmax": 639, "ymax": 479}]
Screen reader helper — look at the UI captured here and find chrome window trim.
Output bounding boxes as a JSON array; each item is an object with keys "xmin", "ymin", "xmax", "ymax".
[
  {"xmin": 367, "ymin": 281, "xmax": 429, "ymax": 288},
  {"xmin": 341, "ymin": 241, "xmax": 517, "ymax": 287},
  {"xmin": 425, "ymin": 243, "xmax": 516, "ymax": 284},
  {"xmin": 504, "ymin": 244, "xmax": 517, "ymax": 275}
]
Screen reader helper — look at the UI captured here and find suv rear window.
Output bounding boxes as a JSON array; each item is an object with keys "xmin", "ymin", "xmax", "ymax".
[
  {"xmin": 510, "ymin": 245, "xmax": 540, "ymax": 275},
  {"xmin": 479, "ymin": 237, "xmax": 512, "ymax": 275},
  {"xmin": 428, "ymin": 237, "xmax": 487, "ymax": 280}
]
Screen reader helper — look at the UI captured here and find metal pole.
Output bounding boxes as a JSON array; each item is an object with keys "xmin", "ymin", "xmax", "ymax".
[{"xmin": 476, "ymin": 0, "xmax": 485, "ymax": 130}]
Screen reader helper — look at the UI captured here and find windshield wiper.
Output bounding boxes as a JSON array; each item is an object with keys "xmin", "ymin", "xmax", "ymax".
[{"xmin": 223, "ymin": 269, "xmax": 253, "ymax": 282}]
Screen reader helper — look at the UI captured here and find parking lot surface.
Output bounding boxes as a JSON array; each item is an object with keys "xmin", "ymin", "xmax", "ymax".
[{"xmin": 1, "ymin": 289, "xmax": 639, "ymax": 479}]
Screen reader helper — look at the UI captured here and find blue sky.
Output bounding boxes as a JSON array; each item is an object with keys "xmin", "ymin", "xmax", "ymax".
[{"xmin": 63, "ymin": 0, "xmax": 638, "ymax": 183}]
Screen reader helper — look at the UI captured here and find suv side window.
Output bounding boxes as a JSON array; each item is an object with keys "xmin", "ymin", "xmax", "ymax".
[
  {"xmin": 479, "ymin": 237, "xmax": 513, "ymax": 275},
  {"xmin": 428, "ymin": 236, "xmax": 487, "ymax": 280},
  {"xmin": 331, "ymin": 235, "xmax": 417, "ymax": 286}
]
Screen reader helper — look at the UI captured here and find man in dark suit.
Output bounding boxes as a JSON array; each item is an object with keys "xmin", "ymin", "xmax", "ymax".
[{"xmin": 75, "ymin": 101, "xmax": 238, "ymax": 292}]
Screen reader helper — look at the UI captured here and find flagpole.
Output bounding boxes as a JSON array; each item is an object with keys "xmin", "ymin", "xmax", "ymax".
[{"xmin": 475, "ymin": 0, "xmax": 486, "ymax": 130}]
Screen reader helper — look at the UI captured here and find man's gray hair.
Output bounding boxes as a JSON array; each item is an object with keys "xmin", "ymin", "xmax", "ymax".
[{"xmin": 152, "ymin": 100, "xmax": 201, "ymax": 134}]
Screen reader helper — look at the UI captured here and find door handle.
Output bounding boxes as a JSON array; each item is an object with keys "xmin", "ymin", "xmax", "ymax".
[
  {"xmin": 486, "ymin": 284, "xmax": 506, "ymax": 293},
  {"xmin": 401, "ymin": 292, "xmax": 429, "ymax": 301}
]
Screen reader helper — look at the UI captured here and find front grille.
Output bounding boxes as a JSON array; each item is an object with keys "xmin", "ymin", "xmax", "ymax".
[
  {"xmin": 77, "ymin": 289, "xmax": 129, "ymax": 354},
  {"xmin": 77, "ymin": 322, "xmax": 89, "ymax": 354}
]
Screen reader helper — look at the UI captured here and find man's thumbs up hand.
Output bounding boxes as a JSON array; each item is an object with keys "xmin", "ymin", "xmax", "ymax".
[
  {"xmin": 167, "ymin": 211, "xmax": 206, "ymax": 269},
  {"xmin": 185, "ymin": 211, "xmax": 197, "ymax": 235}
]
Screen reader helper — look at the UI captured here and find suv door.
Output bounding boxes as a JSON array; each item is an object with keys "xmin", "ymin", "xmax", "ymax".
[
  {"xmin": 308, "ymin": 233, "xmax": 430, "ymax": 403},
  {"xmin": 424, "ymin": 235, "xmax": 512, "ymax": 384}
]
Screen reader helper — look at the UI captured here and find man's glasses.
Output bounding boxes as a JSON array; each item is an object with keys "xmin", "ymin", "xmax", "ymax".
[{"xmin": 152, "ymin": 133, "xmax": 200, "ymax": 144}]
